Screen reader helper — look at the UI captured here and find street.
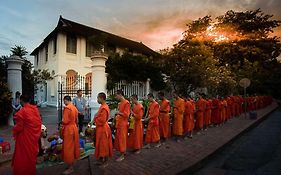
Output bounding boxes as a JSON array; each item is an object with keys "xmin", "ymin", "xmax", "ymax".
[{"xmin": 194, "ymin": 108, "xmax": 281, "ymax": 175}]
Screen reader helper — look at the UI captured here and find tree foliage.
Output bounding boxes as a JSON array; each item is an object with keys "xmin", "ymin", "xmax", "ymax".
[
  {"xmin": 0, "ymin": 82, "xmax": 12, "ymax": 125},
  {"xmin": 106, "ymin": 51, "xmax": 165, "ymax": 91},
  {"xmin": 162, "ymin": 9, "xmax": 281, "ymax": 98}
]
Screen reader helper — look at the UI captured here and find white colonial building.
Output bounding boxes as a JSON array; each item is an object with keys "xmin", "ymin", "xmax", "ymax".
[{"xmin": 31, "ymin": 16, "xmax": 158, "ymax": 107}]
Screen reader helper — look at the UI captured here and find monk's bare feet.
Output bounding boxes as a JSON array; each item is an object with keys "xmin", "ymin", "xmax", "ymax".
[
  {"xmin": 155, "ymin": 143, "xmax": 162, "ymax": 147},
  {"xmin": 95, "ymin": 161, "xmax": 102, "ymax": 165},
  {"xmin": 134, "ymin": 150, "xmax": 141, "ymax": 154},
  {"xmin": 184, "ymin": 136, "xmax": 189, "ymax": 140},
  {"xmin": 99, "ymin": 162, "xmax": 108, "ymax": 168},
  {"xmin": 143, "ymin": 144, "xmax": 151, "ymax": 149},
  {"xmin": 62, "ymin": 167, "xmax": 74, "ymax": 175},
  {"xmin": 116, "ymin": 155, "xmax": 125, "ymax": 162}
]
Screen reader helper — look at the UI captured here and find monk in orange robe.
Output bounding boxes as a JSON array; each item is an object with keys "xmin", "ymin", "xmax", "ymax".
[
  {"xmin": 144, "ymin": 93, "xmax": 161, "ymax": 148},
  {"xmin": 204, "ymin": 98, "xmax": 212, "ymax": 129},
  {"xmin": 172, "ymin": 92, "xmax": 185, "ymax": 142},
  {"xmin": 183, "ymin": 97, "xmax": 195, "ymax": 139},
  {"xmin": 226, "ymin": 96, "xmax": 233, "ymax": 119},
  {"xmin": 158, "ymin": 92, "xmax": 171, "ymax": 142},
  {"xmin": 235, "ymin": 96, "xmax": 240, "ymax": 117},
  {"xmin": 61, "ymin": 96, "xmax": 80, "ymax": 175},
  {"xmin": 94, "ymin": 92, "xmax": 113, "ymax": 166},
  {"xmin": 114, "ymin": 90, "xmax": 130, "ymax": 162},
  {"xmin": 127, "ymin": 94, "xmax": 144, "ymax": 154},
  {"xmin": 211, "ymin": 97, "xmax": 220, "ymax": 126},
  {"xmin": 222, "ymin": 98, "xmax": 227, "ymax": 123},
  {"xmin": 12, "ymin": 95, "xmax": 42, "ymax": 175},
  {"xmin": 196, "ymin": 94, "xmax": 207, "ymax": 132}
]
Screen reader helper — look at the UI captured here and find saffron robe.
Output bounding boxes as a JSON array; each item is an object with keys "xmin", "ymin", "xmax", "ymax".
[
  {"xmin": 173, "ymin": 98, "xmax": 185, "ymax": 136},
  {"xmin": 12, "ymin": 103, "xmax": 42, "ymax": 175},
  {"xmin": 128, "ymin": 103, "xmax": 144, "ymax": 150},
  {"xmin": 159, "ymin": 99, "xmax": 171, "ymax": 139},
  {"xmin": 94, "ymin": 103, "xmax": 113, "ymax": 158},
  {"xmin": 114, "ymin": 100, "xmax": 130, "ymax": 153},
  {"xmin": 62, "ymin": 103, "xmax": 80, "ymax": 165},
  {"xmin": 145, "ymin": 101, "xmax": 160, "ymax": 143}
]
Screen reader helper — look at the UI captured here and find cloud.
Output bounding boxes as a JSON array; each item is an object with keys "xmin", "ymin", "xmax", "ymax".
[{"xmin": 1, "ymin": 0, "xmax": 281, "ymax": 54}]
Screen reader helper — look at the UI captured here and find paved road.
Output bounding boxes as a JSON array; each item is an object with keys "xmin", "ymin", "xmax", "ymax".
[
  {"xmin": 40, "ymin": 107, "xmax": 58, "ymax": 124},
  {"xmin": 0, "ymin": 105, "xmax": 278, "ymax": 175},
  {"xmin": 194, "ymin": 109, "xmax": 281, "ymax": 175}
]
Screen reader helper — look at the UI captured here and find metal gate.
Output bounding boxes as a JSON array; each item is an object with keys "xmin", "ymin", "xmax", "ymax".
[{"xmin": 57, "ymin": 74, "xmax": 92, "ymax": 127}]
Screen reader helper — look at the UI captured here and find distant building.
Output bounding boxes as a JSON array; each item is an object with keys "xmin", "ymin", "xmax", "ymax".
[{"xmin": 31, "ymin": 16, "xmax": 157, "ymax": 106}]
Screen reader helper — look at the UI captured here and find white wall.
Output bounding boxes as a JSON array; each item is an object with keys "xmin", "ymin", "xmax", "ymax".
[{"xmin": 35, "ymin": 32, "xmax": 96, "ymax": 106}]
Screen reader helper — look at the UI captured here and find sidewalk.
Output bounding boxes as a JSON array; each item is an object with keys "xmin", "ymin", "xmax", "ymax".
[{"xmin": 0, "ymin": 103, "xmax": 278, "ymax": 175}]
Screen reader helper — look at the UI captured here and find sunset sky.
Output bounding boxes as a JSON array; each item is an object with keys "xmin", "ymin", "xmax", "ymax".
[{"xmin": 0, "ymin": 0, "xmax": 280, "ymax": 56}]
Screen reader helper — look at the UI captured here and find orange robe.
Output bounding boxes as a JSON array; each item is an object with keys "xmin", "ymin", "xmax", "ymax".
[
  {"xmin": 114, "ymin": 100, "xmax": 130, "ymax": 153},
  {"xmin": 196, "ymin": 98, "xmax": 207, "ymax": 129},
  {"xmin": 159, "ymin": 99, "xmax": 171, "ymax": 139},
  {"xmin": 145, "ymin": 101, "xmax": 160, "ymax": 143},
  {"xmin": 128, "ymin": 103, "xmax": 144, "ymax": 150},
  {"xmin": 222, "ymin": 99, "xmax": 227, "ymax": 122},
  {"xmin": 211, "ymin": 99, "xmax": 220, "ymax": 124},
  {"xmin": 173, "ymin": 98, "xmax": 185, "ymax": 136},
  {"xmin": 12, "ymin": 103, "xmax": 42, "ymax": 175},
  {"xmin": 94, "ymin": 103, "xmax": 113, "ymax": 159},
  {"xmin": 230, "ymin": 96, "xmax": 236, "ymax": 116},
  {"xmin": 184, "ymin": 100, "xmax": 194, "ymax": 133},
  {"xmin": 235, "ymin": 96, "xmax": 240, "ymax": 116},
  {"xmin": 205, "ymin": 100, "xmax": 212, "ymax": 126},
  {"xmin": 62, "ymin": 103, "xmax": 80, "ymax": 165},
  {"xmin": 226, "ymin": 97, "xmax": 233, "ymax": 118},
  {"xmin": 218, "ymin": 100, "xmax": 224, "ymax": 123}
]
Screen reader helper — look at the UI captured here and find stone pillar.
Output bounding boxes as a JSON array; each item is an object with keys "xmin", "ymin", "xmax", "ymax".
[
  {"xmin": 145, "ymin": 78, "xmax": 150, "ymax": 96},
  {"xmin": 89, "ymin": 52, "xmax": 108, "ymax": 121},
  {"xmin": 6, "ymin": 55, "xmax": 24, "ymax": 126}
]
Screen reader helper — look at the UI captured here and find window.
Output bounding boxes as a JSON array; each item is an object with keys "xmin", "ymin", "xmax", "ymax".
[
  {"xmin": 35, "ymin": 54, "xmax": 39, "ymax": 66},
  {"xmin": 45, "ymin": 45, "xmax": 48, "ymax": 62},
  {"xmin": 66, "ymin": 34, "xmax": 77, "ymax": 54},
  {"xmin": 53, "ymin": 36, "xmax": 57, "ymax": 54},
  {"xmin": 86, "ymin": 38, "xmax": 95, "ymax": 57}
]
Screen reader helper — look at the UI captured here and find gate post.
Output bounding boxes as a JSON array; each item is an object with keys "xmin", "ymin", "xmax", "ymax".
[
  {"xmin": 5, "ymin": 55, "xmax": 24, "ymax": 126},
  {"xmin": 89, "ymin": 51, "xmax": 108, "ymax": 121}
]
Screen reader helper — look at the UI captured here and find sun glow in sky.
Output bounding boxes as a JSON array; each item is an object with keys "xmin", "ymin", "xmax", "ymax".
[
  {"xmin": 0, "ymin": 0, "xmax": 280, "ymax": 55},
  {"xmin": 207, "ymin": 25, "xmax": 230, "ymax": 42}
]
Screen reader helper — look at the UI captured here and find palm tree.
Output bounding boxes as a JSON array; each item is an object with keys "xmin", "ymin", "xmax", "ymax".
[{"xmin": 10, "ymin": 45, "xmax": 28, "ymax": 57}]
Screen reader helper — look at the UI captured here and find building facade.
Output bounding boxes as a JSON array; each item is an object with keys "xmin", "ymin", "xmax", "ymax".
[{"xmin": 31, "ymin": 16, "xmax": 157, "ymax": 107}]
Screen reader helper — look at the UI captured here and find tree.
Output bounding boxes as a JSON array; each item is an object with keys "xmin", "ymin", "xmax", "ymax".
[
  {"xmin": 106, "ymin": 51, "xmax": 166, "ymax": 91},
  {"xmin": 0, "ymin": 55, "xmax": 8, "ymax": 82},
  {"xmin": 213, "ymin": 9, "xmax": 281, "ymax": 97},
  {"xmin": 10, "ymin": 45, "xmax": 28, "ymax": 57},
  {"xmin": 161, "ymin": 40, "xmax": 235, "ymax": 97},
  {"xmin": 0, "ymin": 56, "xmax": 11, "ymax": 125},
  {"xmin": 163, "ymin": 9, "xmax": 281, "ymax": 98},
  {"xmin": 0, "ymin": 82, "xmax": 12, "ymax": 125}
]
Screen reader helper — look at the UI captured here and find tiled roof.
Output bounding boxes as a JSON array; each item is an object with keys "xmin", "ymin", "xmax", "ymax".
[{"xmin": 31, "ymin": 16, "xmax": 159, "ymax": 56}]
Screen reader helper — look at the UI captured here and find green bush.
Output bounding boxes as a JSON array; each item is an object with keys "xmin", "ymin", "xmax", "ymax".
[{"xmin": 0, "ymin": 82, "xmax": 12, "ymax": 125}]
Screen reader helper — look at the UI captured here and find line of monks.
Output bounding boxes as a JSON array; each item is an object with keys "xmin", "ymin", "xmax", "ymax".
[
  {"xmin": 90, "ymin": 90, "xmax": 273, "ymax": 168},
  {"xmin": 55, "ymin": 91, "xmax": 273, "ymax": 174}
]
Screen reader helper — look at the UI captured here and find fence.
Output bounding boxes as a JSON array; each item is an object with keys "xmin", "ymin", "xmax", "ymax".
[
  {"xmin": 57, "ymin": 75, "xmax": 92, "ymax": 127},
  {"xmin": 108, "ymin": 80, "xmax": 148, "ymax": 100},
  {"xmin": 58, "ymin": 75, "xmax": 149, "ymax": 126}
]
